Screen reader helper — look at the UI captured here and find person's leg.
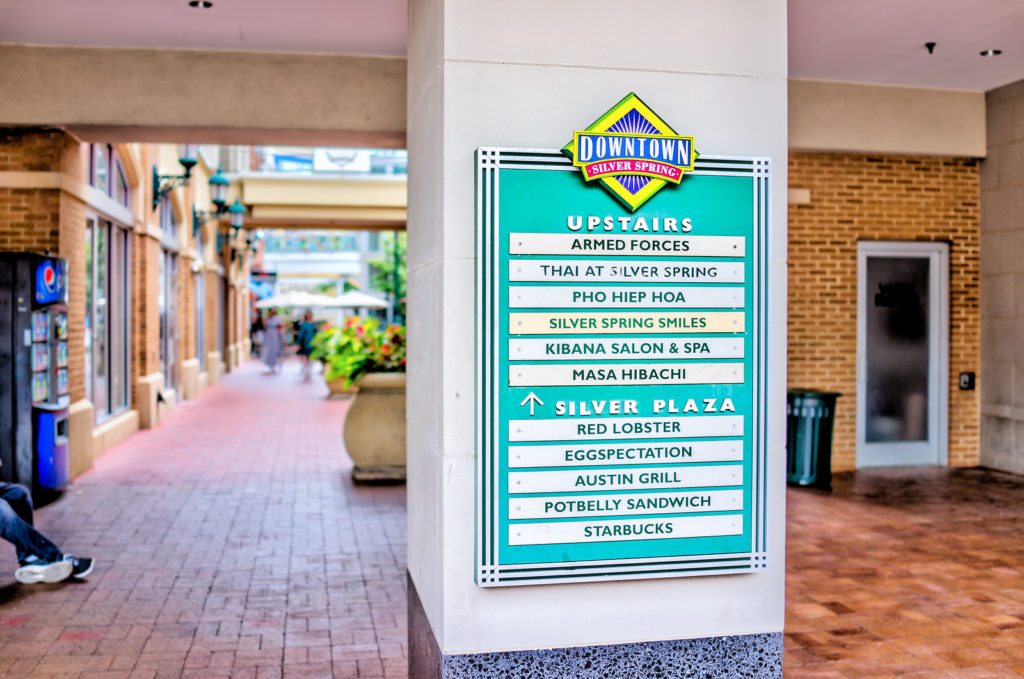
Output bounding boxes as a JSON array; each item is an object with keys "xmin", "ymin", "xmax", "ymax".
[
  {"xmin": 0, "ymin": 497, "xmax": 62, "ymax": 565},
  {"xmin": 0, "ymin": 483, "xmax": 34, "ymax": 527}
]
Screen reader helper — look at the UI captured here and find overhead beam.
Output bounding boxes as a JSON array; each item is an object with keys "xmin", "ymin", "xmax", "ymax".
[
  {"xmin": 789, "ymin": 79, "xmax": 986, "ymax": 157},
  {"xmin": 0, "ymin": 45, "xmax": 407, "ymax": 148}
]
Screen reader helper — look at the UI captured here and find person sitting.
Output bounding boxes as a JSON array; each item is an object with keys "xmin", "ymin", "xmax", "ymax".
[{"xmin": 0, "ymin": 483, "xmax": 93, "ymax": 584}]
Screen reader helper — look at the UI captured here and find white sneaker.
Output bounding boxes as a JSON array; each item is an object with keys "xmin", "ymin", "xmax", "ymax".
[{"xmin": 15, "ymin": 559, "xmax": 73, "ymax": 584}]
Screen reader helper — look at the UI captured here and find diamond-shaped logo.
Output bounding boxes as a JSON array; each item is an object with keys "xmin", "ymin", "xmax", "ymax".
[{"xmin": 562, "ymin": 93, "xmax": 697, "ymax": 211}]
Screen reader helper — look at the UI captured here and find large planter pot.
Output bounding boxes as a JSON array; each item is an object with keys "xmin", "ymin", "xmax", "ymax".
[{"xmin": 343, "ymin": 372, "xmax": 406, "ymax": 482}]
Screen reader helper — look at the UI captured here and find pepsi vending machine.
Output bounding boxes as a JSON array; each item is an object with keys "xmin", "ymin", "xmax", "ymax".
[{"xmin": 0, "ymin": 253, "xmax": 71, "ymax": 491}]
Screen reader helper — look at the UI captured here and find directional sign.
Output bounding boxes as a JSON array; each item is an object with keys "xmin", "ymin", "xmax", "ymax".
[
  {"xmin": 519, "ymin": 392, "xmax": 544, "ymax": 416},
  {"xmin": 475, "ymin": 147, "xmax": 769, "ymax": 587}
]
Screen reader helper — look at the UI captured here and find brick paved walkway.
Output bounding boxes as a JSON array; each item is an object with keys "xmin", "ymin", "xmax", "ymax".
[
  {"xmin": 0, "ymin": 361, "xmax": 405, "ymax": 679},
  {"xmin": 4, "ymin": 362, "xmax": 1024, "ymax": 678},
  {"xmin": 785, "ymin": 468, "xmax": 1024, "ymax": 678}
]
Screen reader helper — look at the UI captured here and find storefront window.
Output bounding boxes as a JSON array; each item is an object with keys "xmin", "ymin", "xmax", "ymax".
[
  {"xmin": 91, "ymin": 146, "xmax": 109, "ymax": 195},
  {"xmin": 158, "ymin": 197, "xmax": 180, "ymax": 390},
  {"xmin": 89, "ymin": 144, "xmax": 131, "ymax": 208},
  {"xmin": 84, "ymin": 220, "xmax": 94, "ymax": 404},
  {"xmin": 195, "ymin": 226, "xmax": 206, "ymax": 371},
  {"xmin": 216, "ymin": 275, "xmax": 226, "ymax": 360},
  {"xmin": 114, "ymin": 163, "xmax": 130, "ymax": 208},
  {"xmin": 195, "ymin": 272, "xmax": 206, "ymax": 371},
  {"xmin": 86, "ymin": 216, "xmax": 131, "ymax": 421}
]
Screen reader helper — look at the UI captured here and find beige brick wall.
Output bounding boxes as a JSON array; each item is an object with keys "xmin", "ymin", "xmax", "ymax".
[
  {"xmin": 0, "ymin": 188, "xmax": 60, "ymax": 252},
  {"xmin": 0, "ymin": 129, "xmax": 66, "ymax": 172},
  {"xmin": 60, "ymin": 193, "xmax": 87, "ymax": 403},
  {"xmin": 789, "ymin": 152, "xmax": 981, "ymax": 471}
]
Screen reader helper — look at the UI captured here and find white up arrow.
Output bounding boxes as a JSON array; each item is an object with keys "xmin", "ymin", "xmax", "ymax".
[{"xmin": 519, "ymin": 392, "xmax": 544, "ymax": 416}]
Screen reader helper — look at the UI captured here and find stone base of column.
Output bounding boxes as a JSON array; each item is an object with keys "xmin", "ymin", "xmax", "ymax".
[{"xmin": 407, "ymin": 573, "xmax": 783, "ymax": 679}]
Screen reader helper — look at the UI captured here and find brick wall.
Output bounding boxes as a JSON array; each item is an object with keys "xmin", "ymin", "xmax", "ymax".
[
  {"xmin": 0, "ymin": 130, "xmax": 68, "ymax": 253},
  {"xmin": 0, "ymin": 129, "xmax": 65, "ymax": 172},
  {"xmin": 181, "ymin": 255, "xmax": 195, "ymax": 363},
  {"xmin": 60, "ymin": 193, "xmax": 87, "ymax": 402},
  {"xmin": 0, "ymin": 129, "xmax": 87, "ymax": 400},
  {"xmin": 0, "ymin": 189, "xmax": 60, "ymax": 252},
  {"xmin": 789, "ymin": 152, "xmax": 980, "ymax": 471}
]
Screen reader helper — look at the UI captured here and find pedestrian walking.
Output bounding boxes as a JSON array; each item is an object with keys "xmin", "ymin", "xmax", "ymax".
[
  {"xmin": 0, "ymin": 483, "xmax": 93, "ymax": 584},
  {"xmin": 262, "ymin": 309, "xmax": 285, "ymax": 374},
  {"xmin": 296, "ymin": 311, "xmax": 318, "ymax": 381},
  {"xmin": 251, "ymin": 311, "xmax": 265, "ymax": 358}
]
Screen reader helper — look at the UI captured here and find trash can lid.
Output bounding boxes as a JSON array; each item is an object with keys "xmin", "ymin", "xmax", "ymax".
[{"xmin": 788, "ymin": 388, "xmax": 842, "ymax": 398}]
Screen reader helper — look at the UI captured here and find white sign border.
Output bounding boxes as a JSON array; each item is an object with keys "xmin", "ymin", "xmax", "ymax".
[{"xmin": 475, "ymin": 148, "xmax": 770, "ymax": 587}]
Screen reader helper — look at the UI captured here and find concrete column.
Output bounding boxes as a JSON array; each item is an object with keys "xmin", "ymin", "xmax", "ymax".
[
  {"xmin": 981, "ymin": 78, "xmax": 1024, "ymax": 474},
  {"xmin": 406, "ymin": 2, "xmax": 788, "ymax": 676}
]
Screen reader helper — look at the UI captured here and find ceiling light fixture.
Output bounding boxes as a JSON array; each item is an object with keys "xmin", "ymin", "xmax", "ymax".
[
  {"xmin": 925, "ymin": 42, "xmax": 936, "ymax": 55},
  {"xmin": 188, "ymin": 0, "xmax": 213, "ymax": 8},
  {"xmin": 981, "ymin": 49, "xmax": 1003, "ymax": 57}
]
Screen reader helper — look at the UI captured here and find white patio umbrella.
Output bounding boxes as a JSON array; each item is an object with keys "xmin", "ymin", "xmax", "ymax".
[
  {"xmin": 322, "ymin": 290, "xmax": 390, "ymax": 310},
  {"xmin": 255, "ymin": 291, "xmax": 340, "ymax": 309}
]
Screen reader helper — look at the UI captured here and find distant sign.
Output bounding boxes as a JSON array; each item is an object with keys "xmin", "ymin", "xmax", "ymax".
[
  {"xmin": 475, "ymin": 94, "xmax": 770, "ymax": 587},
  {"xmin": 313, "ymin": 149, "xmax": 372, "ymax": 173}
]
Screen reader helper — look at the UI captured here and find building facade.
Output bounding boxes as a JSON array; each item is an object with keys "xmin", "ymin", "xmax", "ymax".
[{"xmin": 0, "ymin": 129, "xmax": 253, "ymax": 478}]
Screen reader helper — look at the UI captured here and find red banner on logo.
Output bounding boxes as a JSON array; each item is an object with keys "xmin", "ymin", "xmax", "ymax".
[{"xmin": 580, "ymin": 159, "xmax": 683, "ymax": 183}]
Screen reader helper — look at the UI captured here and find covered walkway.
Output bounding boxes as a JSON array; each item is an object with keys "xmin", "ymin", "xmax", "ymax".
[
  {"xmin": 1, "ymin": 362, "xmax": 1024, "ymax": 677},
  {"xmin": 0, "ymin": 362, "xmax": 405, "ymax": 678}
]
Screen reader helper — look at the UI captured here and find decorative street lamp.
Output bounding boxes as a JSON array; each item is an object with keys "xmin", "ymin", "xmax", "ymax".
[
  {"xmin": 228, "ymin": 198, "xmax": 246, "ymax": 234},
  {"xmin": 208, "ymin": 169, "xmax": 229, "ymax": 210},
  {"xmin": 152, "ymin": 144, "xmax": 202, "ymax": 210},
  {"xmin": 192, "ymin": 168, "xmax": 236, "ymax": 234}
]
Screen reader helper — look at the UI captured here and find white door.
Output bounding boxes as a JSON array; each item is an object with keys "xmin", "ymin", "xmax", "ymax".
[{"xmin": 856, "ymin": 242, "xmax": 948, "ymax": 467}]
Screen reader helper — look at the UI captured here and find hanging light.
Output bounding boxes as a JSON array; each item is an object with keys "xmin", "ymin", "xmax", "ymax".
[
  {"xmin": 228, "ymin": 199, "xmax": 246, "ymax": 232},
  {"xmin": 177, "ymin": 144, "xmax": 199, "ymax": 173},
  {"xmin": 152, "ymin": 144, "xmax": 201, "ymax": 210},
  {"xmin": 209, "ymin": 169, "xmax": 229, "ymax": 209}
]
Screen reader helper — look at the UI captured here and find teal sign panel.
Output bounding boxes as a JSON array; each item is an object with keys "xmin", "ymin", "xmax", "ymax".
[{"xmin": 475, "ymin": 148, "xmax": 769, "ymax": 587}]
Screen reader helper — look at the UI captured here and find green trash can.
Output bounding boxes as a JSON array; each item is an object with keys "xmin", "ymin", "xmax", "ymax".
[{"xmin": 786, "ymin": 389, "xmax": 840, "ymax": 492}]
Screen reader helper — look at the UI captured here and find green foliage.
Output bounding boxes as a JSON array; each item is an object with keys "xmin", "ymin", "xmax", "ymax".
[
  {"xmin": 310, "ymin": 316, "xmax": 407, "ymax": 388},
  {"xmin": 369, "ymin": 232, "xmax": 406, "ymax": 317}
]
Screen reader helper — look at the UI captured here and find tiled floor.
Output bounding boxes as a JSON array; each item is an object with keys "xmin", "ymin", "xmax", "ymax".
[
  {"xmin": 0, "ymin": 361, "xmax": 405, "ymax": 679},
  {"xmin": 4, "ymin": 363, "xmax": 1024, "ymax": 678},
  {"xmin": 785, "ymin": 468, "xmax": 1024, "ymax": 678}
]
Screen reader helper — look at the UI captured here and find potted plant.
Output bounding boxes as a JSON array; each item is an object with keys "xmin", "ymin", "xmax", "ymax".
[
  {"xmin": 314, "ymin": 317, "xmax": 407, "ymax": 482},
  {"xmin": 310, "ymin": 323, "xmax": 360, "ymax": 399}
]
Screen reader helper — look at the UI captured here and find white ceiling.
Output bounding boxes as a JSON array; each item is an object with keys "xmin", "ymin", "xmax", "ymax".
[
  {"xmin": 2, "ymin": 0, "xmax": 1024, "ymax": 91},
  {"xmin": 790, "ymin": 0, "xmax": 1024, "ymax": 91},
  {"xmin": 0, "ymin": 0, "xmax": 407, "ymax": 56}
]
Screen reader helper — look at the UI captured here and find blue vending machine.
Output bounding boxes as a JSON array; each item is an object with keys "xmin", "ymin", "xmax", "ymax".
[{"xmin": 0, "ymin": 253, "xmax": 71, "ymax": 492}]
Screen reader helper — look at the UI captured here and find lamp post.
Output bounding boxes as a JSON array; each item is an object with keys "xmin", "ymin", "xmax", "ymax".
[
  {"xmin": 209, "ymin": 169, "xmax": 229, "ymax": 210},
  {"xmin": 228, "ymin": 198, "xmax": 246, "ymax": 233},
  {"xmin": 152, "ymin": 144, "xmax": 201, "ymax": 210},
  {"xmin": 226, "ymin": 199, "xmax": 247, "ymax": 263},
  {"xmin": 192, "ymin": 168, "xmax": 235, "ymax": 235}
]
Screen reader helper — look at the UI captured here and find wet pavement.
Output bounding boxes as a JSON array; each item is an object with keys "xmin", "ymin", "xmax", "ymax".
[
  {"xmin": 785, "ymin": 468, "xmax": 1024, "ymax": 677},
  {"xmin": 1, "ymin": 361, "xmax": 1024, "ymax": 677},
  {"xmin": 0, "ymin": 361, "xmax": 405, "ymax": 678}
]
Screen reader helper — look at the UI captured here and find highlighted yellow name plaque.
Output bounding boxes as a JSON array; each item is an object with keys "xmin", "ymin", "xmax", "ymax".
[{"xmin": 509, "ymin": 311, "xmax": 744, "ymax": 335}]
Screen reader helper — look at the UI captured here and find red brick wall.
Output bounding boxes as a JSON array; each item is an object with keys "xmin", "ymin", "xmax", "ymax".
[
  {"xmin": 0, "ymin": 189, "xmax": 60, "ymax": 252},
  {"xmin": 0, "ymin": 129, "xmax": 66, "ymax": 172},
  {"xmin": 0, "ymin": 130, "xmax": 88, "ymax": 400},
  {"xmin": 60, "ymin": 193, "xmax": 87, "ymax": 402},
  {"xmin": 788, "ymin": 152, "xmax": 981, "ymax": 471}
]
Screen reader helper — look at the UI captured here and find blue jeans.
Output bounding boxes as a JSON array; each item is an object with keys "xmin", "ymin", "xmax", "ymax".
[{"xmin": 0, "ymin": 484, "xmax": 61, "ymax": 564}]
